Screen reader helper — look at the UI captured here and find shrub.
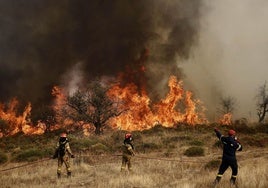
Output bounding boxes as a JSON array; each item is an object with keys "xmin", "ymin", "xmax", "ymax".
[
  {"xmin": 163, "ymin": 135, "xmax": 191, "ymax": 143},
  {"xmin": 184, "ymin": 146, "xmax": 204, "ymax": 157},
  {"xmin": 136, "ymin": 142, "xmax": 160, "ymax": 153},
  {"xmin": 43, "ymin": 147, "xmax": 54, "ymax": 156},
  {"xmin": 91, "ymin": 143, "xmax": 110, "ymax": 154},
  {"xmin": 71, "ymin": 139, "xmax": 96, "ymax": 151},
  {"xmin": 0, "ymin": 151, "xmax": 8, "ymax": 164},
  {"xmin": 205, "ymin": 159, "xmax": 221, "ymax": 170},
  {"xmin": 255, "ymin": 123, "xmax": 268, "ymax": 133},
  {"xmin": 242, "ymin": 135, "xmax": 268, "ymax": 147},
  {"xmin": 110, "ymin": 131, "xmax": 123, "ymax": 143},
  {"xmin": 233, "ymin": 123, "xmax": 256, "ymax": 134},
  {"xmin": 12, "ymin": 149, "xmax": 46, "ymax": 162}
]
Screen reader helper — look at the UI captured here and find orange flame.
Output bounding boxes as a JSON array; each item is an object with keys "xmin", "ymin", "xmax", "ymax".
[
  {"xmin": 51, "ymin": 86, "xmax": 67, "ymax": 124},
  {"xmin": 0, "ymin": 98, "xmax": 45, "ymax": 137},
  {"xmin": 51, "ymin": 86, "xmax": 95, "ymax": 134},
  {"xmin": 108, "ymin": 75, "xmax": 208, "ymax": 131},
  {"xmin": 0, "ymin": 75, "xmax": 208, "ymax": 136},
  {"xmin": 218, "ymin": 112, "xmax": 232, "ymax": 125}
]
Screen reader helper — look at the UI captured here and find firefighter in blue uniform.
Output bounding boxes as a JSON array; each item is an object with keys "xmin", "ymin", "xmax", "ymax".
[{"xmin": 213, "ymin": 128, "xmax": 243, "ymax": 186}]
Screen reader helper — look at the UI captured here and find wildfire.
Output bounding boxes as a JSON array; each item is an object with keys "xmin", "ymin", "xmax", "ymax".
[
  {"xmin": 0, "ymin": 98, "xmax": 45, "ymax": 137},
  {"xmin": 0, "ymin": 46, "xmax": 232, "ymax": 137},
  {"xmin": 51, "ymin": 86, "xmax": 67, "ymax": 126},
  {"xmin": 218, "ymin": 112, "xmax": 232, "ymax": 125},
  {"xmin": 108, "ymin": 75, "xmax": 208, "ymax": 131},
  {"xmin": 51, "ymin": 86, "xmax": 94, "ymax": 136},
  {"xmin": 0, "ymin": 75, "xmax": 210, "ymax": 137}
]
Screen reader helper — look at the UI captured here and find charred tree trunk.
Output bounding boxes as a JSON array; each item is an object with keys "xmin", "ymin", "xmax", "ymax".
[
  {"xmin": 258, "ymin": 104, "xmax": 267, "ymax": 123},
  {"xmin": 94, "ymin": 122, "xmax": 102, "ymax": 135}
]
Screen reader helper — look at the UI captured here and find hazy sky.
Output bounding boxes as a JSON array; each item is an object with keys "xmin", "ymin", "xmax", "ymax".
[{"xmin": 181, "ymin": 0, "xmax": 268, "ymax": 121}]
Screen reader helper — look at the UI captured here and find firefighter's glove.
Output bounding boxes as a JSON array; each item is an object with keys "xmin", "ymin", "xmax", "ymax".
[
  {"xmin": 52, "ymin": 155, "xmax": 57, "ymax": 159},
  {"xmin": 71, "ymin": 154, "xmax": 75, "ymax": 158}
]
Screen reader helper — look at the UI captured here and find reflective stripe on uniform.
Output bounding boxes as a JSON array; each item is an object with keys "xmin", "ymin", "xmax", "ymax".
[
  {"xmin": 237, "ymin": 144, "xmax": 242, "ymax": 151},
  {"xmin": 57, "ymin": 168, "xmax": 61, "ymax": 174}
]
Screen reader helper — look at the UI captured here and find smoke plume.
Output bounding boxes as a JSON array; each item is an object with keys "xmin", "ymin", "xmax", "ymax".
[{"xmin": 0, "ymin": 0, "xmax": 201, "ymax": 111}]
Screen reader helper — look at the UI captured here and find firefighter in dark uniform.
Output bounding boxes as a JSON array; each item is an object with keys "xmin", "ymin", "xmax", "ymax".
[
  {"xmin": 121, "ymin": 133, "xmax": 135, "ymax": 172},
  {"xmin": 53, "ymin": 133, "xmax": 75, "ymax": 178},
  {"xmin": 213, "ymin": 128, "xmax": 243, "ymax": 186}
]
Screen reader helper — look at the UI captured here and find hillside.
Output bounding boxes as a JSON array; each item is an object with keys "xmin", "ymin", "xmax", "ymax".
[{"xmin": 0, "ymin": 124, "xmax": 267, "ymax": 188}]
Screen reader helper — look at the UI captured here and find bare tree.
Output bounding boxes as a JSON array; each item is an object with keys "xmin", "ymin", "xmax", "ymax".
[
  {"xmin": 218, "ymin": 96, "xmax": 236, "ymax": 114},
  {"xmin": 66, "ymin": 80, "xmax": 125, "ymax": 135},
  {"xmin": 217, "ymin": 96, "xmax": 236, "ymax": 125},
  {"xmin": 256, "ymin": 82, "xmax": 268, "ymax": 123}
]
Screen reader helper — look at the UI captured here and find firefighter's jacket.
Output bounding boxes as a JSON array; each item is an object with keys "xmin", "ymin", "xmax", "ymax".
[
  {"xmin": 215, "ymin": 130, "xmax": 242, "ymax": 161},
  {"xmin": 55, "ymin": 140, "xmax": 73, "ymax": 158},
  {"xmin": 122, "ymin": 142, "xmax": 135, "ymax": 157}
]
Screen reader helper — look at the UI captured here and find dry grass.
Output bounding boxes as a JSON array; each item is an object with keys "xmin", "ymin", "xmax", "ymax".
[
  {"xmin": 0, "ymin": 149, "xmax": 267, "ymax": 188},
  {"xmin": 0, "ymin": 126, "xmax": 267, "ymax": 188}
]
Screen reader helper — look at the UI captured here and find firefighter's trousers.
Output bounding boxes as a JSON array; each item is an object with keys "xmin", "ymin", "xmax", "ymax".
[
  {"xmin": 57, "ymin": 155, "xmax": 71, "ymax": 175},
  {"xmin": 215, "ymin": 158, "xmax": 238, "ymax": 184},
  {"xmin": 121, "ymin": 154, "xmax": 132, "ymax": 171}
]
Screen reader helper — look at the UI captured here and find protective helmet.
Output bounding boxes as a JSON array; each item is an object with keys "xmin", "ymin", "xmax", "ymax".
[
  {"xmin": 60, "ymin": 133, "xmax": 67, "ymax": 138},
  {"xmin": 228, "ymin": 129, "xmax": 236, "ymax": 136},
  {"xmin": 125, "ymin": 133, "xmax": 132, "ymax": 139}
]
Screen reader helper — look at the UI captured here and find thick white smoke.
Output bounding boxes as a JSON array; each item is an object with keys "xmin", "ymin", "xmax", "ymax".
[
  {"xmin": 180, "ymin": 0, "xmax": 268, "ymax": 122},
  {"xmin": 63, "ymin": 62, "xmax": 84, "ymax": 96}
]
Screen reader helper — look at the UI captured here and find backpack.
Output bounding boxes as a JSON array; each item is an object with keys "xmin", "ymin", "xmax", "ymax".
[{"xmin": 58, "ymin": 142, "xmax": 67, "ymax": 157}]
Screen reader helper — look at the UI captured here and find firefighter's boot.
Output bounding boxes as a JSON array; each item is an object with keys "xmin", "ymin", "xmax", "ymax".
[
  {"xmin": 213, "ymin": 175, "xmax": 222, "ymax": 187},
  {"xmin": 67, "ymin": 172, "xmax": 72, "ymax": 178},
  {"xmin": 230, "ymin": 176, "xmax": 237, "ymax": 186}
]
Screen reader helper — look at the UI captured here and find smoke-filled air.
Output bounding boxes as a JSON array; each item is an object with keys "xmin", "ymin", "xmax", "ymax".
[
  {"xmin": 0, "ymin": 0, "xmax": 267, "ymax": 136},
  {"xmin": 0, "ymin": 0, "xmax": 200, "ymax": 105},
  {"xmin": 181, "ymin": 0, "xmax": 268, "ymax": 121}
]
